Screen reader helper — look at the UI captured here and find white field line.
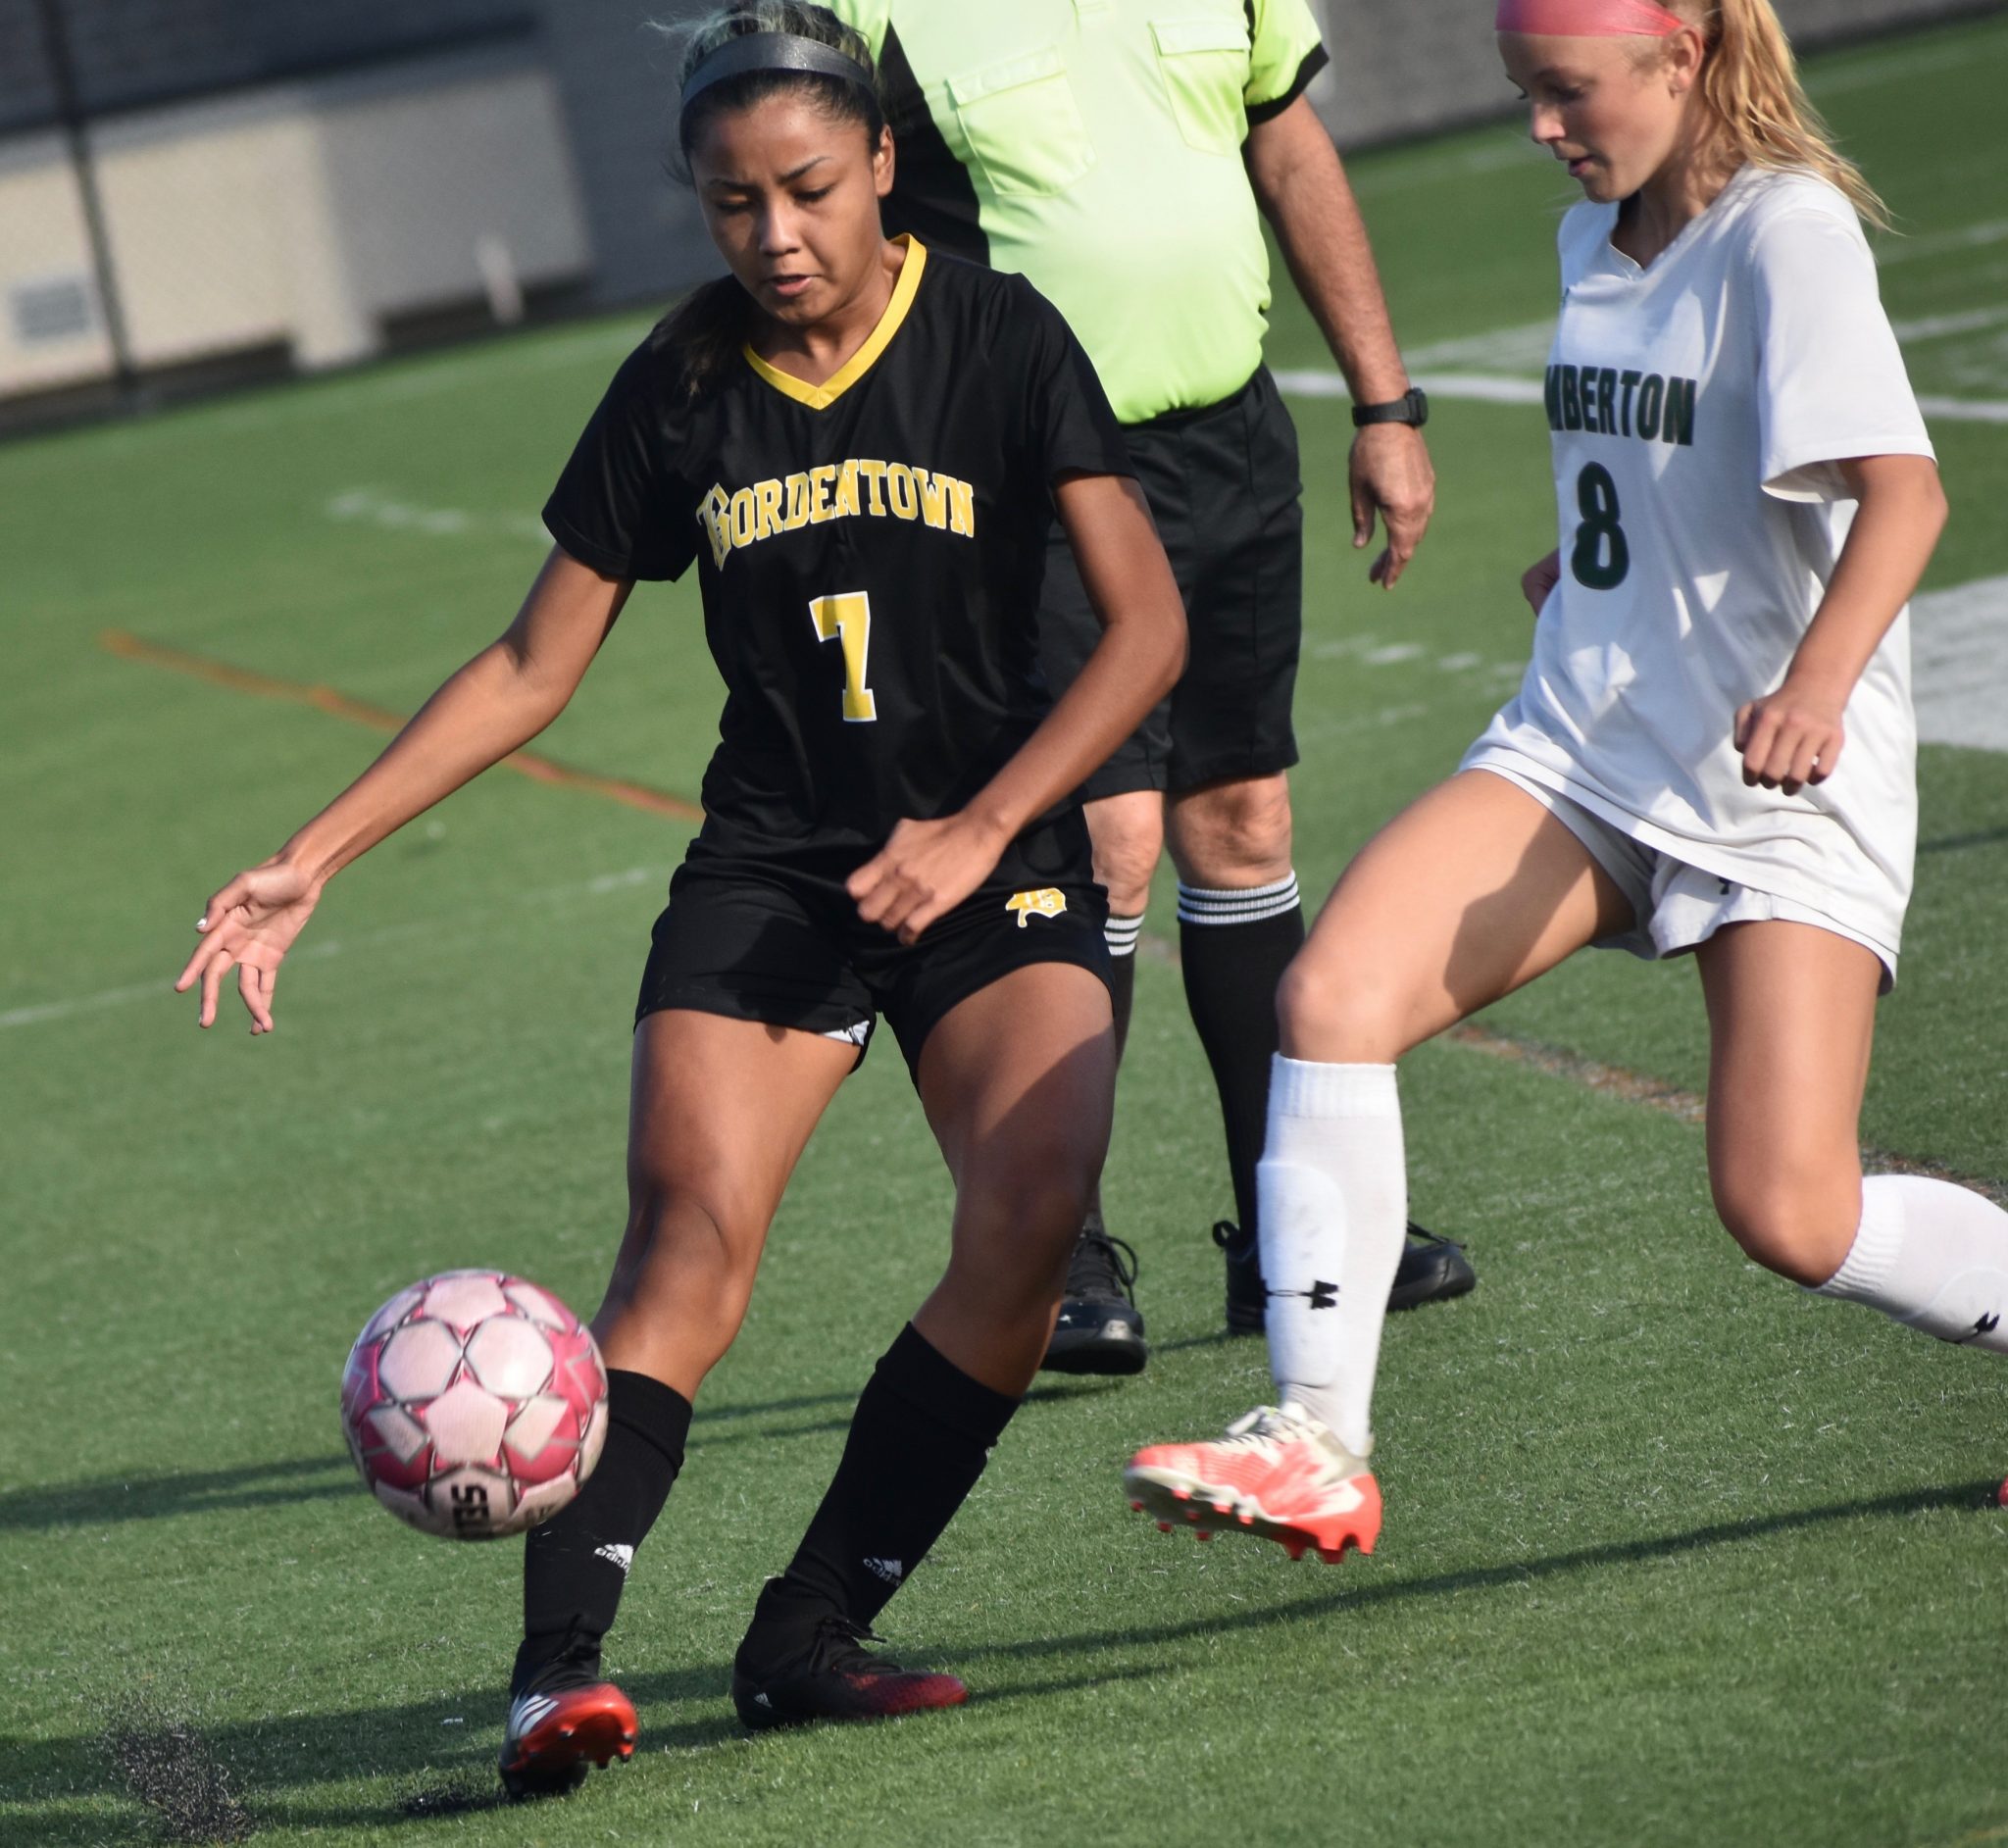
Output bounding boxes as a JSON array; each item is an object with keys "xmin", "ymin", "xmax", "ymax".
[
  {"xmin": 1805, "ymin": 29, "xmax": 2008, "ymax": 98},
  {"xmin": 1404, "ymin": 321, "xmax": 1557, "ymax": 374},
  {"xmin": 1916, "ymin": 394, "xmax": 2008, "ymax": 425},
  {"xmin": 1911, "ymin": 573, "xmax": 2008, "ymax": 754},
  {"xmin": 1881, "ymin": 217, "xmax": 2008, "ymax": 268},
  {"xmin": 1275, "ymin": 368, "xmax": 1547, "ymax": 407},
  {"xmin": 0, "ymin": 865, "xmax": 660, "ymax": 1033},
  {"xmin": 325, "ymin": 487, "xmax": 549, "ymax": 546},
  {"xmin": 1888, "ymin": 302, "xmax": 2008, "ymax": 342}
]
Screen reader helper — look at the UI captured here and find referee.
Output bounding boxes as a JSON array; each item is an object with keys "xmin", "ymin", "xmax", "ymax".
[{"xmin": 825, "ymin": 0, "xmax": 1477, "ymax": 1369}]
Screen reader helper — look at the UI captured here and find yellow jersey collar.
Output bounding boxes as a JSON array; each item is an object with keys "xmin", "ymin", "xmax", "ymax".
[{"xmin": 742, "ymin": 235, "xmax": 928, "ymax": 411}]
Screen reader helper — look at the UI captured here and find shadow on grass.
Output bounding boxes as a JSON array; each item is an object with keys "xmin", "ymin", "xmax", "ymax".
[
  {"xmin": 957, "ymin": 1477, "xmax": 2004, "ymax": 1668},
  {"xmin": 698, "ymin": 1390, "xmax": 860, "ymax": 1424},
  {"xmin": 0, "ymin": 1458, "xmax": 354, "ymax": 1531},
  {"xmin": 272, "ymin": 1664, "xmax": 1167, "ymax": 1832},
  {"xmin": 1149, "ymin": 1329, "xmax": 1243, "ymax": 1357},
  {"xmin": 688, "ymin": 1416, "xmax": 854, "ymax": 1453},
  {"xmin": 3, "ymin": 1479, "xmax": 1991, "ymax": 1837}
]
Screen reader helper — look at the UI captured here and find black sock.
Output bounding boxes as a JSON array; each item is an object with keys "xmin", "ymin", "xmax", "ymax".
[
  {"xmin": 1177, "ymin": 876, "xmax": 1305, "ymax": 1238},
  {"xmin": 513, "ymin": 1369, "xmax": 692, "ymax": 1695},
  {"xmin": 746, "ymin": 1325, "xmax": 1019, "ymax": 1654}
]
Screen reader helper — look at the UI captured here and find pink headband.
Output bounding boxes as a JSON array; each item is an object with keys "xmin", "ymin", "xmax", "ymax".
[{"xmin": 1495, "ymin": 0, "xmax": 1686, "ymax": 33}]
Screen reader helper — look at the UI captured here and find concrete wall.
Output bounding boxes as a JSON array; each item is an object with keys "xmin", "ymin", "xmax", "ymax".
[{"xmin": 0, "ymin": 44, "xmax": 590, "ymax": 396}]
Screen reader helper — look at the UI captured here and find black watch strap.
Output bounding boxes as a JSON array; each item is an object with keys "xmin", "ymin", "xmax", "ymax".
[{"xmin": 1351, "ymin": 386, "xmax": 1429, "ymax": 429}]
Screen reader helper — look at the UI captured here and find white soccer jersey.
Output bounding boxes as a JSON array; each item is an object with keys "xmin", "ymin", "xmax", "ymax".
[{"xmin": 1465, "ymin": 166, "xmax": 1935, "ymax": 958}]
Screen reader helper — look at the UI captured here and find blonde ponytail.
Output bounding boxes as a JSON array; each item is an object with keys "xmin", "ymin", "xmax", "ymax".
[{"xmin": 1681, "ymin": 0, "xmax": 1890, "ymax": 229}]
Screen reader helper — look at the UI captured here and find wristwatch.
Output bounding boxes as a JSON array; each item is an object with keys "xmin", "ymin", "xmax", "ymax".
[{"xmin": 1351, "ymin": 387, "xmax": 1430, "ymax": 429}]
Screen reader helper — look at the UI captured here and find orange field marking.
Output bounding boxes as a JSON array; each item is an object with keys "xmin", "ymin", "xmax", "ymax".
[{"xmin": 100, "ymin": 628, "xmax": 703, "ymax": 824}]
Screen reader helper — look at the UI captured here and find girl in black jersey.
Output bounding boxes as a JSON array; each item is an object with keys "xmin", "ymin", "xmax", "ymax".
[{"xmin": 176, "ymin": 0, "xmax": 1183, "ymax": 1796}]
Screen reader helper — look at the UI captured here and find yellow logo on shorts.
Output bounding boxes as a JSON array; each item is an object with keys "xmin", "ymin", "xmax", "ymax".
[{"xmin": 1006, "ymin": 889, "xmax": 1068, "ymax": 927}]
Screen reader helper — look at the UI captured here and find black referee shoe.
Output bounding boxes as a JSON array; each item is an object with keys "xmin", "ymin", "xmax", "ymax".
[
  {"xmin": 1216, "ymin": 1219, "xmax": 1477, "ymax": 1334},
  {"xmin": 1040, "ymin": 1219, "xmax": 1147, "ymax": 1375}
]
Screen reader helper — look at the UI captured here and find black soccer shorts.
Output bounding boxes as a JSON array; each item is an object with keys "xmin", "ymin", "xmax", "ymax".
[
  {"xmin": 1036, "ymin": 364, "xmax": 1304, "ymax": 800},
  {"xmin": 634, "ymin": 815, "xmax": 1112, "ymax": 1078}
]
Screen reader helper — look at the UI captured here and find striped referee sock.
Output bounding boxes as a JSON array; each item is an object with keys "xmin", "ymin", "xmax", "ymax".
[{"xmin": 1177, "ymin": 874, "xmax": 1305, "ymax": 1241}]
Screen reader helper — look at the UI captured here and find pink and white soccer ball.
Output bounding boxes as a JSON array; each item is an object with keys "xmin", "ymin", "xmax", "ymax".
[{"xmin": 340, "ymin": 1270, "xmax": 608, "ymax": 1540}]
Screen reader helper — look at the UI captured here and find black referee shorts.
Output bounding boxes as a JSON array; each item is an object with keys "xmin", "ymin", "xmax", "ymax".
[
  {"xmin": 634, "ymin": 814, "xmax": 1111, "ymax": 1079},
  {"xmin": 1038, "ymin": 365, "xmax": 1303, "ymax": 800}
]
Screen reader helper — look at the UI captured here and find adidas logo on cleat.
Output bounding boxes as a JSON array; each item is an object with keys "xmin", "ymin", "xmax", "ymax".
[{"xmin": 508, "ymin": 1693, "xmax": 558, "ymax": 1734}]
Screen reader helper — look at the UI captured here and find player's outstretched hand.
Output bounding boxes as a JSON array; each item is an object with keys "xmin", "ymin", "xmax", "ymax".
[
  {"xmin": 1521, "ymin": 550, "xmax": 1562, "ymax": 616},
  {"xmin": 1350, "ymin": 424, "xmax": 1435, "ymax": 590},
  {"xmin": 1734, "ymin": 683, "xmax": 1846, "ymax": 796},
  {"xmin": 849, "ymin": 815, "xmax": 1007, "ymax": 947},
  {"xmin": 175, "ymin": 859, "xmax": 324, "ymax": 1033}
]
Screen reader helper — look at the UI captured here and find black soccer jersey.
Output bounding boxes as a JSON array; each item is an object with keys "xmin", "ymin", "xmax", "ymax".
[{"xmin": 543, "ymin": 238, "xmax": 1134, "ymax": 871}]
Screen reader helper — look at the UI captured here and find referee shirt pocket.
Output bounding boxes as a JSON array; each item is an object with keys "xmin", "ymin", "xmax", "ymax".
[
  {"xmin": 948, "ymin": 47, "xmax": 1096, "ymax": 197},
  {"xmin": 1150, "ymin": 16, "xmax": 1250, "ymax": 156}
]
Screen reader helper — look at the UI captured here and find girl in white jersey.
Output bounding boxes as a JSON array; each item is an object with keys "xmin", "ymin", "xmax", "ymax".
[{"xmin": 1123, "ymin": 0, "xmax": 2007, "ymax": 1563}]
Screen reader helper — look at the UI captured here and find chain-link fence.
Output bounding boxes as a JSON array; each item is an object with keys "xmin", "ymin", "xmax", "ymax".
[{"xmin": 1, "ymin": 0, "xmax": 1994, "ymax": 430}]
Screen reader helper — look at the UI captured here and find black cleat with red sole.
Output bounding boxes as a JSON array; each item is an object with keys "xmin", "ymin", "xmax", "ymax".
[
  {"xmin": 732, "ymin": 1606, "xmax": 967, "ymax": 1730},
  {"xmin": 498, "ymin": 1681, "xmax": 636, "ymax": 1801}
]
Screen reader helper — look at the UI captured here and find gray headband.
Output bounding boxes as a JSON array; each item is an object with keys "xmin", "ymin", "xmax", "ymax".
[{"xmin": 679, "ymin": 31, "xmax": 876, "ymax": 113}]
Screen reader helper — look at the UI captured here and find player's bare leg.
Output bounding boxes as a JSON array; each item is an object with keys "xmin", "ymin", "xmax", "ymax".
[
  {"xmin": 1128, "ymin": 771, "xmax": 1632, "ymax": 1559},
  {"xmin": 1698, "ymin": 922, "xmax": 2008, "ymax": 1351},
  {"xmin": 1696, "ymin": 923, "xmax": 1879, "ymax": 1286},
  {"xmin": 595, "ymin": 1010, "xmax": 857, "ymax": 1394},
  {"xmin": 734, "ymin": 964, "xmax": 1115, "ymax": 1724},
  {"xmin": 917, "ymin": 961, "xmax": 1118, "ymax": 1389},
  {"xmin": 504, "ymin": 1011, "xmax": 854, "ymax": 1797}
]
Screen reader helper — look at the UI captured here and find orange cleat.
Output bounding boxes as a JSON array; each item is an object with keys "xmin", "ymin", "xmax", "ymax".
[
  {"xmin": 1124, "ymin": 1404, "xmax": 1381, "ymax": 1564},
  {"xmin": 498, "ymin": 1681, "xmax": 637, "ymax": 1801}
]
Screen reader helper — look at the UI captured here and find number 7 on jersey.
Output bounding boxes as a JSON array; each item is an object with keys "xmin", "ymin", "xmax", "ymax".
[{"xmin": 809, "ymin": 592, "xmax": 878, "ymax": 723}]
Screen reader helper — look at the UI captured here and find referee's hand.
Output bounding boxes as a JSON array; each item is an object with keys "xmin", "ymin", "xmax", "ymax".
[{"xmin": 1351, "ymin": 424, "xmax": 1435, "ymax": 589}]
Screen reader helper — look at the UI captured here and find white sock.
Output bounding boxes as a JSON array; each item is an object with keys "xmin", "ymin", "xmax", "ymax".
[
  {"xmin": 1258, "ymin": 1057, "xmax": 1406, "ymax": 1456},
  {"xmin": 1814, "ymin": 1174, "xmax": 2008, "ymax": 1352}
]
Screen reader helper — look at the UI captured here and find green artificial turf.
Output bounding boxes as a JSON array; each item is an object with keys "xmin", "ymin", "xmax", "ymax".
[{"xmin": 3, "ymin": 15, "xmax": 2006, "ymax": 1845}]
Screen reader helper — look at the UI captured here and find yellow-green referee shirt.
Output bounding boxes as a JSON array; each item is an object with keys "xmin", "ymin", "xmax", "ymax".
[{"xmin": 828, "ymin": 0, "xmax": 1330, "ymax": 425}]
